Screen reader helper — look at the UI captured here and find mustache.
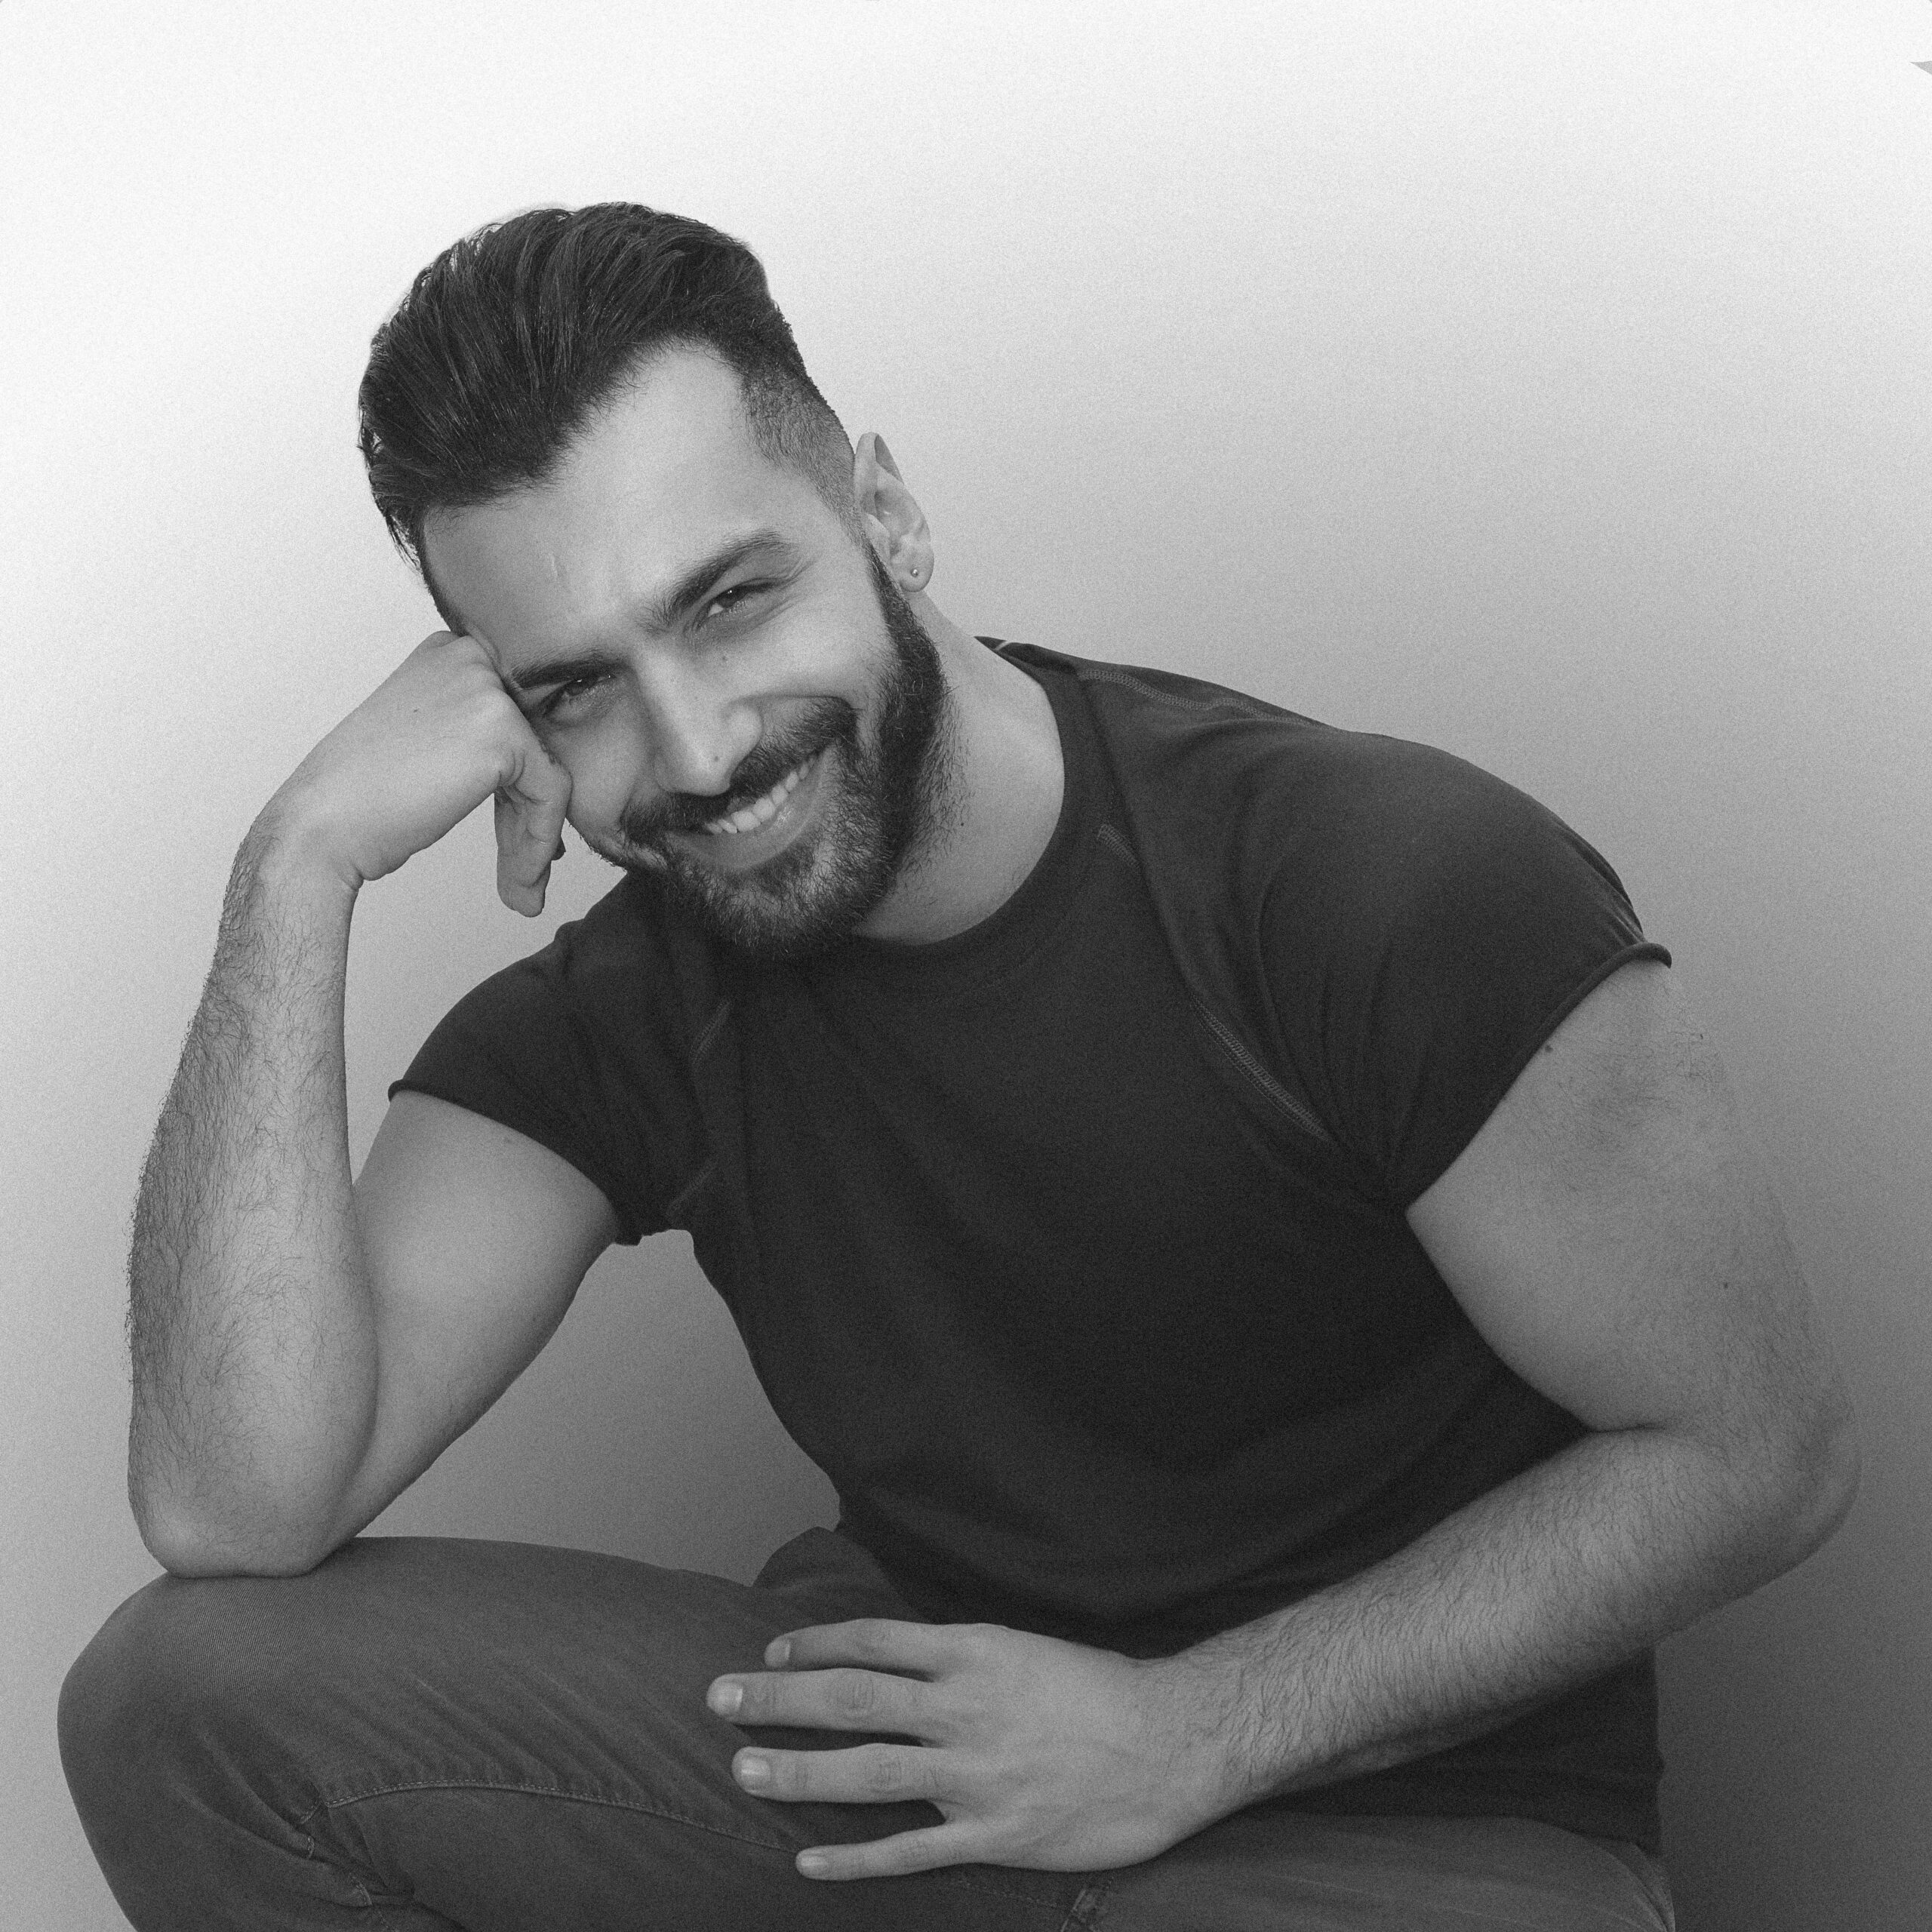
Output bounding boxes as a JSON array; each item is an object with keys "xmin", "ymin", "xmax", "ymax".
[{"xmin": 619, "ymin": 700, "xmax": 856, "ymax": 844}]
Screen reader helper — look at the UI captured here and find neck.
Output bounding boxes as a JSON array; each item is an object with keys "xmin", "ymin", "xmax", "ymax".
[{"xmin": 856, "ymin": 598, "xmax": 1064, "ymax": 945}]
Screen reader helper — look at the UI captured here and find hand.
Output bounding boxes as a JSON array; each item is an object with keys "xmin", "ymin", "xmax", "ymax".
[
  {"xmin": 706, "ymin": 1619, "xmax": 1239, "ymax": 1881},
  {"xmin": 257, "ymin": 632, "xmax": 570, "ymax": 916}
]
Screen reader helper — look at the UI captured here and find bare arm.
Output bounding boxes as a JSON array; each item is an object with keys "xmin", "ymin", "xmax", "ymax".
[
  {"xmin": 129, "ymin": 633, "xmax": 608, "ymax": 1577},
  {"xmin": 1167, "ymin": 960, "xmax": 1860, "ymax": 1799},
  {"xmin": 700, "ymin": 961, "xmax": 1860, "ymax": 1878},
  {"xmin": 131, "ymin": 836, "xmax": 365, "ymax": 1574}
]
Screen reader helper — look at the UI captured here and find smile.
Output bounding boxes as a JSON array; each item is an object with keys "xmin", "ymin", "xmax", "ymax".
[
  {"xmin": 664, "ymin": 745, "xmax": 832, "ymax": 878},
  {"xmin": 697, "ymin": 752, "xmax": 818, "ymax": 837}
]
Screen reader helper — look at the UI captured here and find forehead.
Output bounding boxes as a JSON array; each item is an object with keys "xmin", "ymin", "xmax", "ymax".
[{"xmin": 423, "ymin": 346, "xmax": 838, "ymax": 656}]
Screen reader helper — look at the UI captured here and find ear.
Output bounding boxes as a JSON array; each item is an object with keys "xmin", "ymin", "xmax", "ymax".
[{"xmin": 851, "ymin": 431, "xmax": 936, "ymax": 595}]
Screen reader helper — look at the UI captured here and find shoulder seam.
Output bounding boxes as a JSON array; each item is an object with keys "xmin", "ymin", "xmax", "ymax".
[
  {"xmin": 693, "ymin": 999, "xmax": 734, "ymax": 1063},
  {"xmin": 1096, "ymin": 822, "xmax": 1140, "ymax": 871},
  {"xmin": 1191, "ymin": 1000, "xmax": 1335, "ymax": 1146},
  {"xmin": 663, "ymin": 1156, "xmax": 718, "ymax": 1226},
  {"xmin": 1073, "ymin": 663, "xmax": 1279, "ymax": 720}
]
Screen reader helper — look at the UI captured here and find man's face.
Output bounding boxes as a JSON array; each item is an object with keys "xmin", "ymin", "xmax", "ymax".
[{"xmin": 423, "ymin": 350, "xmax": 955, "ymax": 959}]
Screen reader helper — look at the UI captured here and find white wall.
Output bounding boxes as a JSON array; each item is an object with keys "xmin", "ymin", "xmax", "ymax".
[{"xmin": 4, "ymin": 4, "xmax": 1927, "ymax": 1926}]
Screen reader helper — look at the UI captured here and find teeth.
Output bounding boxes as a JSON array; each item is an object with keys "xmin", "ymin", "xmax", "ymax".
[{"xmin": 700, "ymin": 755, "xmax": 811, "ymax": 837}]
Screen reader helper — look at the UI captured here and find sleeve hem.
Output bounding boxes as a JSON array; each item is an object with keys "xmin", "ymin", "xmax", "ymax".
[
  {"xmin": 386, "ymin": 1076, "xmax": 648, "ymax": 1246},
  {"xmin": 1394, "ymin": 940, "xmax": 1674, "ymax": 1211}
]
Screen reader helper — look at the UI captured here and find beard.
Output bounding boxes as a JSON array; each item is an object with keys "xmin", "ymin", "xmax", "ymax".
[{"xmin": 593, "ymin": 549, "xmax": 957, "ymax": 961}]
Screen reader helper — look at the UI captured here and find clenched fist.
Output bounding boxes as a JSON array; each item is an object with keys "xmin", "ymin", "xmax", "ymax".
[{"xmin": 256, "ymin": 632, "xmax": 571, "ymax": 915}]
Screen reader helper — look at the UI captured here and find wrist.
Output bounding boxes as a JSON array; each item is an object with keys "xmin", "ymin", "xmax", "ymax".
[
  {"xmin": 1135, "ymin": 1649, "xmax": 1266, "ymax": 1829},
  {"xmin": 242, "ymin": 789, "xmax": 366, "ymax": 915}
]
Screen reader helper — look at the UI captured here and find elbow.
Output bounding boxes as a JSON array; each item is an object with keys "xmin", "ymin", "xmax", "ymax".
[
  {"xmin": 1755, "ymin": 1379, "xmax": 1861, "ymax": 1580},
  {"xmin": 138, "ymin": 1515, "xmax": 343, "ymax": 1581},
  {"xmin": 128, "ymin": 1416, "xmax": 367, "ymax": 1578},
  {"xmin": 1790, "ymin": 1393, "xmax": 1861, "ymax": 1562},
  {"xmin": 138, "ymin": 1525, "xmax": 326, "ymax": 1582},
  {"xmin": 131, "ymin": 1482, "xmax": 347, "ymax": 1580}
]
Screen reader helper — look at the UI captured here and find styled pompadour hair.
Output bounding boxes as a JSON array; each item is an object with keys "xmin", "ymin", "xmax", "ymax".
[{"xmin": 358, "ymin": 203, "xmax": 852, "ymax": 575}]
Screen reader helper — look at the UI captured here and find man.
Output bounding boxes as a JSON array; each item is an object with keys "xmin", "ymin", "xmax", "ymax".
[{"xmin": 61, "ymin": 204, "xmax": 1856, "ymax": 1930}]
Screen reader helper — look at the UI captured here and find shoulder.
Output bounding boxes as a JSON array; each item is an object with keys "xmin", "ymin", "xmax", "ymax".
[
  {"xmin": 448, "ymin": 869, "xmax": 718, "ymax": 1044},
  {"xmin": 391, "ymin": 871, "xmax": 720, "ymax": 1243},
  {"xmin": 1011, "ymin": 643, "xmax": 1609, "ymax": 918},
  {"xmin": 1010, "ymin": 645, "xmax": 1665, "ymax": 1197}
]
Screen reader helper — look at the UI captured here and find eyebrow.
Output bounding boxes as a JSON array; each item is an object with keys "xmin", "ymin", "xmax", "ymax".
[{"xmin": 503, "ymin": 528, "xmax": 803, "ymax": 696}]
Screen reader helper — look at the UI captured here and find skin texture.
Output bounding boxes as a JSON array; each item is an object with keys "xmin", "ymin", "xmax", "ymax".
[{"xmin": 128, "ymin": 344, "xmax": 1858, "ymax": 1885}]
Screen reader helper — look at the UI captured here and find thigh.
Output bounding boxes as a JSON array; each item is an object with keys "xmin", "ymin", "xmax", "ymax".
[
  {"xmin": 62, "ymin": 1532, "xmax": 1084, "ymax": 1932},
  {"xmin": 1087, "ymin": 1809, "xmax": 1675, "ymax": 1932}
]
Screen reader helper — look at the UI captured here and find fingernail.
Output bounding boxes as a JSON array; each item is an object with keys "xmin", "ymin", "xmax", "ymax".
[
  {"xmin": 797, "ymin": 1852, "xmax": 829, "ymax": 1878},
  {"xmin": 709, "ymin": 1681, "xmax": 743, "ymax": 1715},
  {"xmin": 765, "ymin": 1637, "xmax": 792, "ymax": 1667},
  {"xmin": 737, "ymin": 1755, "xmax": 771, "ymax": 1787}
]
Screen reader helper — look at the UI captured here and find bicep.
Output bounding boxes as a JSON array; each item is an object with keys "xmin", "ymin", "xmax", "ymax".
[
  {"xmin": 1405, "ymin": 961, "xmax": 1841, "ymax": 1460},
  {"xmin": 337, "ymin": 1091, "xmax": 620, "ymax": 1531}
]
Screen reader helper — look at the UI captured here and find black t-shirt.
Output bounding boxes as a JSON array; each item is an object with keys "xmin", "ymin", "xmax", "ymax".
[{"xmin": 396, "ymin": 643, "xmax": 1671, "ymax": 1847}]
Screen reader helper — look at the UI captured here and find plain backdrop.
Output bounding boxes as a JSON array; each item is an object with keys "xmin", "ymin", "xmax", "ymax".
[{"xmin": 2, "ymin": 3, "xmax": 1927, "ymax": 1926}]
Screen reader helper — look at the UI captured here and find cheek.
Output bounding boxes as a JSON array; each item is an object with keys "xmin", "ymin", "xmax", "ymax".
[{"xmin": 555, "ymin": 721, "xmax": 651, "ymax": 835}]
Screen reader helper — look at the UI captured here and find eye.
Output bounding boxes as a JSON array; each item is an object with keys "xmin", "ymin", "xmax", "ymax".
[
  {"xmin": 700, "ymin": 580, "xmax": 773, "ymax": 625},
  {"xmin": 536, "ymin": 672, "xmax": 608, "ymax": 721}
]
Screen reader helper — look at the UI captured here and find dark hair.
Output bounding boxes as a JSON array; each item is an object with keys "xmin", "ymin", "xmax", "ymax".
[{"xmin": 358, "ymin": 203, "xmax": 851, "ymax": 575}]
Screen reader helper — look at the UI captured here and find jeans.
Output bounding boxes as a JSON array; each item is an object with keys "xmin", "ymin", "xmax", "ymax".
[{"xmin": 60, "ymin": 1531, "xmax": 1675, "ymax": 1930}]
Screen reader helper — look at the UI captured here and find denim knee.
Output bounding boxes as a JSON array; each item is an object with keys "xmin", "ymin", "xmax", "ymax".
[
  {"xmin": 60, "ymin": 1567, "xmax": 307, "ymax": 1840},
  {"xmin": 64, "ymin": 1574, "xmax": 206, "ymax": 1824}
]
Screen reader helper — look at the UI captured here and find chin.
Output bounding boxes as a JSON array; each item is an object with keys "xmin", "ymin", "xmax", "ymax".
[{"xmin": 651, "ymin": 823, "xmax": 895, "ymax": 963}]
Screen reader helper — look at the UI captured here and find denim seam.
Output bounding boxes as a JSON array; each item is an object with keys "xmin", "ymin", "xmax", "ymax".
[
  {"xmin": 1124, "ymin": 1865, "xmax": 1661, "ymax": 1932},
  {"xmin": 1060, "ymin": 1878, "xmax": 1112, "ymax": 1930},
  {"xmin": 1579, "ymin": 1840, "xmax": 1675, "ymax": 1929},
  {"xmin": 319, "ymin": 1778, "xmax": 1069, "ymax": 1912},
  {"xmin": 288, "ymin": 1805, "xmax": 402, "ymax": 1917}
]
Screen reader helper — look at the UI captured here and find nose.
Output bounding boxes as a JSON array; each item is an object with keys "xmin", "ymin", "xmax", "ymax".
[{"xmin": 636, "ymin": 657, "xmax": 761, "ymax": 799}]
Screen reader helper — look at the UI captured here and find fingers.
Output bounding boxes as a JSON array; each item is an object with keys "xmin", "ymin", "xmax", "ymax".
[
  {"xmin": 709, "ymin": 1660, "xmax": 928, "ymax": 1737},
  {"xmin": 705, "ymin": 1619, "xmax": 958, "ymax": 1749},
  {"xmin": 795, "ymin": 1821, "xmax": 986, "ymax": 1883},
  {"xmin": 728, "ymin": 1739, "xmax": 938, "ymax": 1810},
  {"xmin": 764, "ymin": 1617, "xmax": 959, "ymax": 1675},
  {"xmin": 492, "ymin": 792, "xmax": 550, "ymax": 917},
  {"xmin": 493, "ymin": 740, "xmax": 573, "ymax": 918},
  {"xmin": 269, "ymin": 629, "xmax": 567, "ymax": 899}
]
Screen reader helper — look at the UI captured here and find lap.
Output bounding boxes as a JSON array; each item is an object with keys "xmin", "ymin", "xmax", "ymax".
[
  {"xmin": 1093, "ymin": 1809, "xmax": 1675, "ymax": 1932},
  {"xmin": 63, "ymin": 1533, "xmax": 1672, "ymax": 1932},
  {"xmin": 64, "ymin": 1531, "xmax": 1079, "ymax": 1931}
]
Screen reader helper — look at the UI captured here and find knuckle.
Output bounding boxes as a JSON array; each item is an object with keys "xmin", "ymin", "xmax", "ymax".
[
  {"xmin": 859, "ymin": 1746, "xmax": 909, "ymax": 1798},
  {"xmin": 848, "ymin": 1619, "xmax": 893, "ymax": 1657},
  {"xmin": 950, "ymin": 1623, "xmax": 996, "ymax": 1663},
  {"xmin": 832, "ymin": 1669, "xmax": 880, "ymax": 1721}
]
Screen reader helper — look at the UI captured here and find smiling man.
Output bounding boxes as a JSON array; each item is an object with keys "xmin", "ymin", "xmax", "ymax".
[
  {"xmin": 61, "ymin": 205, "xmax": 1857, "ymax": 1932},
  {"xmin": 420, "ymin": 349, "xmax": 1000, "ymax": 961}
]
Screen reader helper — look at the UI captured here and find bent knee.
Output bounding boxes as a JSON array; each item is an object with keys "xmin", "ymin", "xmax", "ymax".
[{"xmin": 60, "ymin": 1561, "xmax": 337, "ymax": 1820}]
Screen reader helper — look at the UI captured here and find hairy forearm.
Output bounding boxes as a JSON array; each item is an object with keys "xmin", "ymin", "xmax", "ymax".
[
  {"xmin": 128, "ymin": 823, "xmax": 374, "ymax": 1574},
  {"xmin": 1173, "ymin": 1418, "xmax": 1854, "ymax": 1807}
]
